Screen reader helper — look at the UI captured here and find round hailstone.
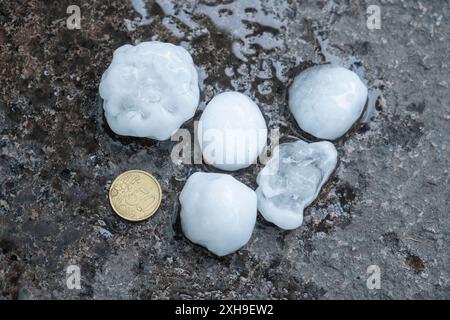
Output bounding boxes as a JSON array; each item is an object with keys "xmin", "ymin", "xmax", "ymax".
[
  {"xmin": 256, "ymin": 140, "xmax": 337, "ymax": 230},
  {"xmin": 99, "ymin": 41, "xmax": 199, "ymax": 140},
  {"xmin": 179, "ymin": 172, "xmax": 257, "ymax": 256},
  {"xmin": 198, "ymin": 92, "xmax": 268, "ymax": 171},
  {"xmin": 289, "ymin": 64, "xmax": 368, "ymax": 140}
]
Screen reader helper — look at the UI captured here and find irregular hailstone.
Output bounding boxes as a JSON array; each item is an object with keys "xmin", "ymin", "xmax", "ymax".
[
  {"xmin": 180, "ymin": 172, "xmax": 257, "ymax": 256},
  {"xmin": 198, "ymin": 92, "xmax": 268, "ymax": 171},
  {"xmin": 256, "ymin": 140, "xmax": 338, "ymax": 230},
  {"xmin": 289, "ymin": 64, "xmax": 368, "ymax": 140},
  {"xmin": 99, "ymin": 41, "xmax": 199, "ymax": 140}
]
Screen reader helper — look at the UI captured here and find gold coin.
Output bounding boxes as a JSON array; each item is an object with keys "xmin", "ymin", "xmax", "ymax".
[{"xmin": 109, "ymin": 170, "xmax": 162, "ymax": 222}]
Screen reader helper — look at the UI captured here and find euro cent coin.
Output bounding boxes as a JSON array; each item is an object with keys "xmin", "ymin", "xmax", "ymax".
[{"xmin": 109, "ymin": 170, "xmax": 162, "ymax": 222}]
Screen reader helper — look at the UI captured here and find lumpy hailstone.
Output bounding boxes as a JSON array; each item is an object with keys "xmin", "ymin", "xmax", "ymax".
[
  {"xmin": 256, "ymin": 140, "xmax": 337, "ymax": 230},
  {"xmin": 198, "ymin": 92, "xmax": 268, "ymax": 171},
  {"xmin": 99, "ymin": 41, "xmax": 199, "ymax": 140},
  {"xmin": 289, "ymin": 64, "xmax": 368, "ymax": 140},
  {"xmin": 180, "ymin": 172, "xmax": 257, "ymax": 256}
]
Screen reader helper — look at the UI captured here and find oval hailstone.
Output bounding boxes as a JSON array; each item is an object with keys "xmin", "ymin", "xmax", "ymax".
[
  {"xmin": 99, "ymin": 41, "xmax": 199, "ymax": 140},
  {"xmin": 289, "ymin": 64, "xmax": 368, "ymax": 140},
  {"xmin": 256, "ymin": 140, "xmax": 338, "ymax": 230},
  {"xmin": 180, "ymin": 172, "xmax": 257, "ymax": 256},
  {"xmin": 198, "ymin": 92, "xmax": 268, "ymax": 171}
]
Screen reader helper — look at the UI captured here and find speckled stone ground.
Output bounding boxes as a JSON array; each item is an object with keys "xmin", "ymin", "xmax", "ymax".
[{"xmin": 0, "ymin": 0, "xmax": 449, "ymax": 300}]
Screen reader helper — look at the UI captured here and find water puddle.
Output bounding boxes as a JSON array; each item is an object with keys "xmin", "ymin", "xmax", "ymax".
[
  {"xmin": 124, "ymin": 0, "xmax": 384, "ymax": 135},
  {"xmin": 124, "ymin": 0, "xmax": 153, "ymax": 31}
]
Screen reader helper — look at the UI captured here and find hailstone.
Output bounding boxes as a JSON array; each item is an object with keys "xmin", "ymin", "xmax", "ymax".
[
  {"xmin": 256, "ymin": 140, "xmax": 338, "ymax": 230},
  {"xmin": 180, "ymin": 172, "xmax": 257, "ymax": 256},
  {"xmin": 99, "ymin": 41, "xmax": 199, "ymax": 140},
  {"xmin": 198, "ymin": 92, "xmax": 268, "ymax": 171},
  {"xmin": 289, "ymin": 64, "xmax": 368, "ymax": 140}
]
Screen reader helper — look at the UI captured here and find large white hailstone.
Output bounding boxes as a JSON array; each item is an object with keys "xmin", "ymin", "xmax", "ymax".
[
  {"xmin": 198, "ymin": 92, "xmax": 268, "ymax": 171},
  {"xmin": 180, "ymin": 172, "xmax": 257, "ymax": 256},
  {"xmin": 256, "ymin": 140, "xmax": 338, "ymax": 230},
  {"xmin": 99, "ymin": 41, "xmax": 199, "ymax": 140},
  {"xmin": 289, "ymin": 64, "xmax": 368, "ymax": 140}
]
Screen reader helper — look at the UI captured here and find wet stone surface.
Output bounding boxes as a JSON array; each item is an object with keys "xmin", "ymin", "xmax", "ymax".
[{"xmin": 0, "ymin": 0, "xmax": 449, "ymax": 299}]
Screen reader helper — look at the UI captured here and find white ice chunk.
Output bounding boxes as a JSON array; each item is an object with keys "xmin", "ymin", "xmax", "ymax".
[
  {"xmin": 180, "ymin": 172, "xmax": 257, "ymax": 256},
  {"xmin": 99, "ymin": 41, "xmax": 199, "ymax": 140},
  {"xmin": 198, "ymin": 92, "xmax": 268, "ymax": 171},
  {"xmin": 256, "ymin": 140, "xmax": 338, "ymax": 230},
  {"xmin": 289, "ymin": 64, "xmax": 368, "ymax": 140}
]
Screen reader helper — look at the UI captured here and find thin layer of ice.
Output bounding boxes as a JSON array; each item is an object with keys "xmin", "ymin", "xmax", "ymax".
[{"xmin": 256, "ymin": 140, "xmax": 338, "ymax": 230}]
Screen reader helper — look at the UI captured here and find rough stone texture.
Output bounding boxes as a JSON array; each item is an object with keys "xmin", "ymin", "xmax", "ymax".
[{"xmin": 0, "ymin": 0, "xmax": 449, "ymax": 300}]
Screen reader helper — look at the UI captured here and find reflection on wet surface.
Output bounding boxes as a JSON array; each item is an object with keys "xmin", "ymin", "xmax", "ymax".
[
  {"xmin": 3, "ymin": 0, "xmax": 449, "ymax": 300},
  {"xmin": 120, "ymin": 0, "xmax": 385, "ymax": 232},
  {"xmin": 125, "ymin": 0, "xmax": 383, "ymax": 128}
]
